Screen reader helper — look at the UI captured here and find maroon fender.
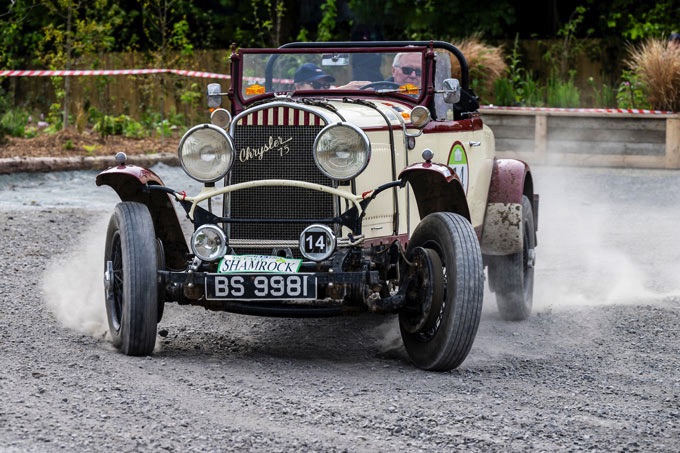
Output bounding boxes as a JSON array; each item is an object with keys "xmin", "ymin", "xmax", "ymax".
[
  {"xmin": 96, "ymin": 164, "xmax": 165, "ymax": 194},
  {"xmin": 488, "ymin": 157, "xmax": 538, "ymax": 230},
  {"xmin": 481, "ymin": 158, "xmax": 537, "ymax": 256},
  {"xmin": 399, "ymin": 161, "xmax": 470, "ymax": 221},
  {"xmin": 96, "ymin": 165, "xmax": 189, "ymax": 269},
  {"xmin": 487, "ymin": 158, "xmax": 533, "ymax": 205}
]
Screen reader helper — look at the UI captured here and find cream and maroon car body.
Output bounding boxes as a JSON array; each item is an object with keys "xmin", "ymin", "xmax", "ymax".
[{"xmin": 96, "ymin": 41, "xmax": 539, "ymax": 371}]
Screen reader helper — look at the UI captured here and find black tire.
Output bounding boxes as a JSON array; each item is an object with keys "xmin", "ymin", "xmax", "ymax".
[
  {"xmin": 104, "ymin": 202, "xmax": 158, "ymax": 355},
  {"xmin": 487, "ymin": 195, "xmax": 536, "ymax": 321},
  {"xmin": 400, "ymin": 212, "xmax": 484, "ymax": 371},
  {"xmin": 156, "ymin": 238, "xmax": 166, "ymax": 323}
]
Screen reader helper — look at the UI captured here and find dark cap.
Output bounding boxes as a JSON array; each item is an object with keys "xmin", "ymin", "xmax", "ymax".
[
  {"xmin": 670, "ymin": 32, "xmax": 680, "ymax": 41},
  {"xmin": 294, "ymin": 63, "xmax": 336, "ymax": 84}
]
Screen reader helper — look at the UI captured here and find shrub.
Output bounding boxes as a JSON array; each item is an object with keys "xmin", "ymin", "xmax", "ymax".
[
  {"xmin": 587, "ymin": 77, "xmax": 617, "ymax": 108},
  {"xmin": 521, "ymin": 73, "xmax": 545, "ymax": 107},
  {"xmin": 450, "ymin": 35, "xmax": 507, "ymax": 104},
  {"xmin": 546, "ymin": 71, "xmax": 581, "ymax": 108},
  {"xmin": 0, "ymin": 88, "xmax": 8, "ymax": 144},
  {"xmin": 489, "ymin": 35, "xmax": 544, "ymax": 107},
  {"xmin": 0, "ymin": 109, "xmax": 28, "ymax": 138},
  {"xmin": 616, "ymin": 70, "xmax": 651, "ymax": 109},
  {"xmin": 492, "ymin": 77, "xmax": 515, "ymax": 106},
  {"xmin": 93, "ymin": 114, "xmax": 147, "ymax": 139},
  {"xmin": 623, "ymin": 38, "xmax": 680, "ymax": 111}
]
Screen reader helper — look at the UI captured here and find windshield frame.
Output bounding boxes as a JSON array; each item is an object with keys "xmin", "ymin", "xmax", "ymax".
[{"xmin": 229, "ymin": 41, "xmax": 470, "ymax": 113}]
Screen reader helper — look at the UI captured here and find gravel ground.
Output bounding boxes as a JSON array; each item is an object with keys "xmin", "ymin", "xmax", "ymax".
[{"xmin": 1, "ymin": 165, "xmax": 679, "ymax": 452}]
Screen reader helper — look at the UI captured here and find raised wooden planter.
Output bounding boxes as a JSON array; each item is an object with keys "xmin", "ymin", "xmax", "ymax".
[{"xmin": 480, "ymin": 107, "xmax": 680, "ymax": 169}]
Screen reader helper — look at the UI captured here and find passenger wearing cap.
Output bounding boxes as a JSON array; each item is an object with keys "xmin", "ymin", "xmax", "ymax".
[
  {"xmin": 669, "ymin": 32, "xmax": 680, "ymax": 48},
  {"xmin": 294, "ymin": 63, "xmax": 335, "ymax": 90},
  {"xmin": 293, "ymin": 62, "xmax": 370, "ymax": 90}
]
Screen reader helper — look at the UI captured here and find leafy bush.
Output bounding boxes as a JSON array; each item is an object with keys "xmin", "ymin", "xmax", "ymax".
[
  {"xmin": 0, "ymin": 88, "xmax": 8, "ymax": 144},
  {"xmin": 93, "ymin": 114, "xmax": 147, "ymax": 139},
  {"xmin": 0, "ymin": 109, "xmax": 28, "ymax": 138},
  {"xmin": 491, "ymin": 35, "xmax": 544, "ymax": 106},
  {"xmin": 155, "ymin": 119, "xmax": 175, "ymax": 138},
  {"xmin": 44, "ymin": 103, "xmax": 64, "ymax": 133},
  {"xmin": 546, "ymin": 71, "xmax": 580, "ymax": 108},
  {"xmin": 622, "ymin": 38, "xmax": 680, "ymax": 111},
  {"xmin": 492, "ymin": 77, "xmax": 515, "ymax": 106},
  {"xmin": 616, "ymin": 70, "xmax": 651, "ymax": 109},
  {"xmin": 521, "ymin": 73, "xmax": 545, "ymax": 107},
  {"xmin": 587, "ymin": 77, "xmax": 617, "ymax": 108}
]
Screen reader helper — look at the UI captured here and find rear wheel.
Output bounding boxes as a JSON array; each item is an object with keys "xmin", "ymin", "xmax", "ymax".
[
  {"xmin": 104, "ymin": 202, "xmax": 158, "ymax": 355},
  {"xmin": 487, "ymin": 195, "xmax": 536, "ymax": 321},
  {"xmin": 399, "ymin": 212, "xmax": 484, "ymax": 371}
]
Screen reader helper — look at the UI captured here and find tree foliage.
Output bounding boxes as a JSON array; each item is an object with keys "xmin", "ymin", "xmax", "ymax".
[
  {"xmin": 2, "ymin": 0, "xmax": 678, "ymax": 69},
  {"xmin": 591, "ymin": 0, "xmax": 680, "ymax": 40},
  {"xmin": 0, "ymin": 0, "xmax": 678, "ymax": 117},
  {"xmin": 348, "ymin": 0, "xmax": 516, "ymax": 40}
]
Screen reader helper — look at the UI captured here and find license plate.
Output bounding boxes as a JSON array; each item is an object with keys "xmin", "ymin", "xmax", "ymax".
[{"xmin": 205, "ymin": 274, "xmax": 317, "ymax": 300}]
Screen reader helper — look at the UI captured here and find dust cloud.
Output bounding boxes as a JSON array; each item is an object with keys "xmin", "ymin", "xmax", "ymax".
[
  {"xmin": 373, "ymin": 166, "xmax": 680, "ymax": 357},
  {"xmin": 42, "ymin": 214, "xmax": 110, "ymax": 338},
  {"xmin": 39, "ymin": 167, "xmax": 680, "ymax": 351},
  {"xmin": 532, "ymin": 166, "xmax": 680, "ymax": 311}
]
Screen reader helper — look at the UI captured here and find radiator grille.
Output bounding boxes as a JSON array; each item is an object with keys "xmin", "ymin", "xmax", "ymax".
[{"xmin": 229, "ymin": 106, "xmax": 334, "ymax": 256}]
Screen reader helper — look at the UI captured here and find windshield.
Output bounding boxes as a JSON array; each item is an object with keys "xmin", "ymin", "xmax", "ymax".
[{"xmin": 236, "ymin": 47, "xmax": 426, "ymax": 102}]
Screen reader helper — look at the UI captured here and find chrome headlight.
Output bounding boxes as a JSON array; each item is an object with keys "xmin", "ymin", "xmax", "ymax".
[
  {"xmin": 191, "ymin": 224, "xmax": 227, "ymax": 262},
  {"xmin": 313, "ymin": 123, "xmax": 370, "ymax": 181},
  {"xmin": 178, "ymin": 124, "xmax": 234, "ymax": 183}
]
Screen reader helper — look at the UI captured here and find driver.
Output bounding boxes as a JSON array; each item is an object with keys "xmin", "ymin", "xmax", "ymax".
[{"xmin": 390, "ymin": 52, "xmax": 422, "ymax": 86}]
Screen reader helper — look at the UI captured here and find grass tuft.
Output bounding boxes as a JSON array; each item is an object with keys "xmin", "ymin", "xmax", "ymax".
[
  {"xmin": 624, "ymin": 38, "xmax": 680, "ymax": 111},
  {"xmin": 450, "ymin": 35, "xmax": 507, "ymax": 103}
]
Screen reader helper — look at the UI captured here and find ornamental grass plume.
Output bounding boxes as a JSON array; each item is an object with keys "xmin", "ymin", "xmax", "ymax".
[
  {"xmin": 450, "ymin": 35, "xmax": 507, "ymax": 103},
  {"xmin": 624, "ymin": 38, "xmax": 680, "ymax": 111}
]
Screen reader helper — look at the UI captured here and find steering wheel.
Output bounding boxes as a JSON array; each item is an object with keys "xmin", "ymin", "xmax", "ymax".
[{"xmin": 360, "ymin": 81, "xmax": 402, "ymax": 90}]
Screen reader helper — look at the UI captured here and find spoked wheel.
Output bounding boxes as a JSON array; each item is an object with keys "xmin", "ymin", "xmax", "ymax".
[
  {"xmin": 104, "ymin": 202, "xmax": 158, "ymax": 355},
  {"xmin": 399, "ymin": 212, "xmax": 484, "ymax": 371},
  {"xmin": 487, "ymin": 195, "xmax": 536, "ymax": 321}
]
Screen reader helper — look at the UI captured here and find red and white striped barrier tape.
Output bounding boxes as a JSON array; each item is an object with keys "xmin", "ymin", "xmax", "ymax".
[
  {"xmin": 481, "ymin": 105, "xmax": 675, "ymax": 115},
  {"xmin": 0, "ymin": 68, "xmax": 230, "ymax": 79}
]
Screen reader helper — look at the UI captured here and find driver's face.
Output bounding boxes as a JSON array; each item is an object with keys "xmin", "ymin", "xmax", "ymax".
[{"xmin": 392, "ymin": 53, "xmax": 422, "ymax": 85}]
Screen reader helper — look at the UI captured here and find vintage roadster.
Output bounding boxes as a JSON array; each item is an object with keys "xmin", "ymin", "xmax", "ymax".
[{"xmin": 97, "ymin": 41, "xmax": 539, "ymax": 371}]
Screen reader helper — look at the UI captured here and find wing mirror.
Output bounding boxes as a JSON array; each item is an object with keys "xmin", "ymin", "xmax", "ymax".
[
  {"xmin": 207, "ymin": 83, "xmax": 223, "ymax": 108},
  {"xmin": 442, "ymin": 78, "xmax": 461, "ymax": 104}
]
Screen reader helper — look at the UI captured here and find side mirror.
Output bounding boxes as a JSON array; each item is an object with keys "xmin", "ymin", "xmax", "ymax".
[
  {"xmin": 207, "ymin": 83, "xmax": 223, "ymax": 108},
  {"xmin": 442, "ymin": 78, "xmax": 461, "ymax": 104}
]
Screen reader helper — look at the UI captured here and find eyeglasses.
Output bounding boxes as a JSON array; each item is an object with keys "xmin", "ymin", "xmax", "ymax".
[
  {"xmin": 305, "ymin": 81, "xmax": 331, "ymax": 89},
  {"xmin": 399, "ymin": 66, "xmax": 422, "ymax": 77}
]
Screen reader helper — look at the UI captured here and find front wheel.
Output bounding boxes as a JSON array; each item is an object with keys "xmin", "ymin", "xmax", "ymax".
[
  {"xmin": 399, "ymin": 212, "xmax": 484, "ymax": 371},
  {"xmin": 487, "ymin": 195, "xmax": 536, "ymax": 321},
  {"xmin": 104, "ymin": 202, "xmax": 158, "ymax": 355}
]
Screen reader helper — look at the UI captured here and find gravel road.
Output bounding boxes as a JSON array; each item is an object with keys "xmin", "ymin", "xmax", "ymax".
[{"xmin": 1, "ymin": 165, "xmax": 679, "ymax": 452}]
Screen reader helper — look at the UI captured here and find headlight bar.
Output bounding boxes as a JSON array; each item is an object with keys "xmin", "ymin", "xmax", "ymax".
[{"xmin": 174, "ymin": 179, "xmax": 366, "ymax": 222}]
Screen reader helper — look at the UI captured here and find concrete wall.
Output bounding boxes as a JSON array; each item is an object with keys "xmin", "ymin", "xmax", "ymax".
[{"xmin": 481, "ymin": 107, "xmax": 680, "ymax": 169}]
